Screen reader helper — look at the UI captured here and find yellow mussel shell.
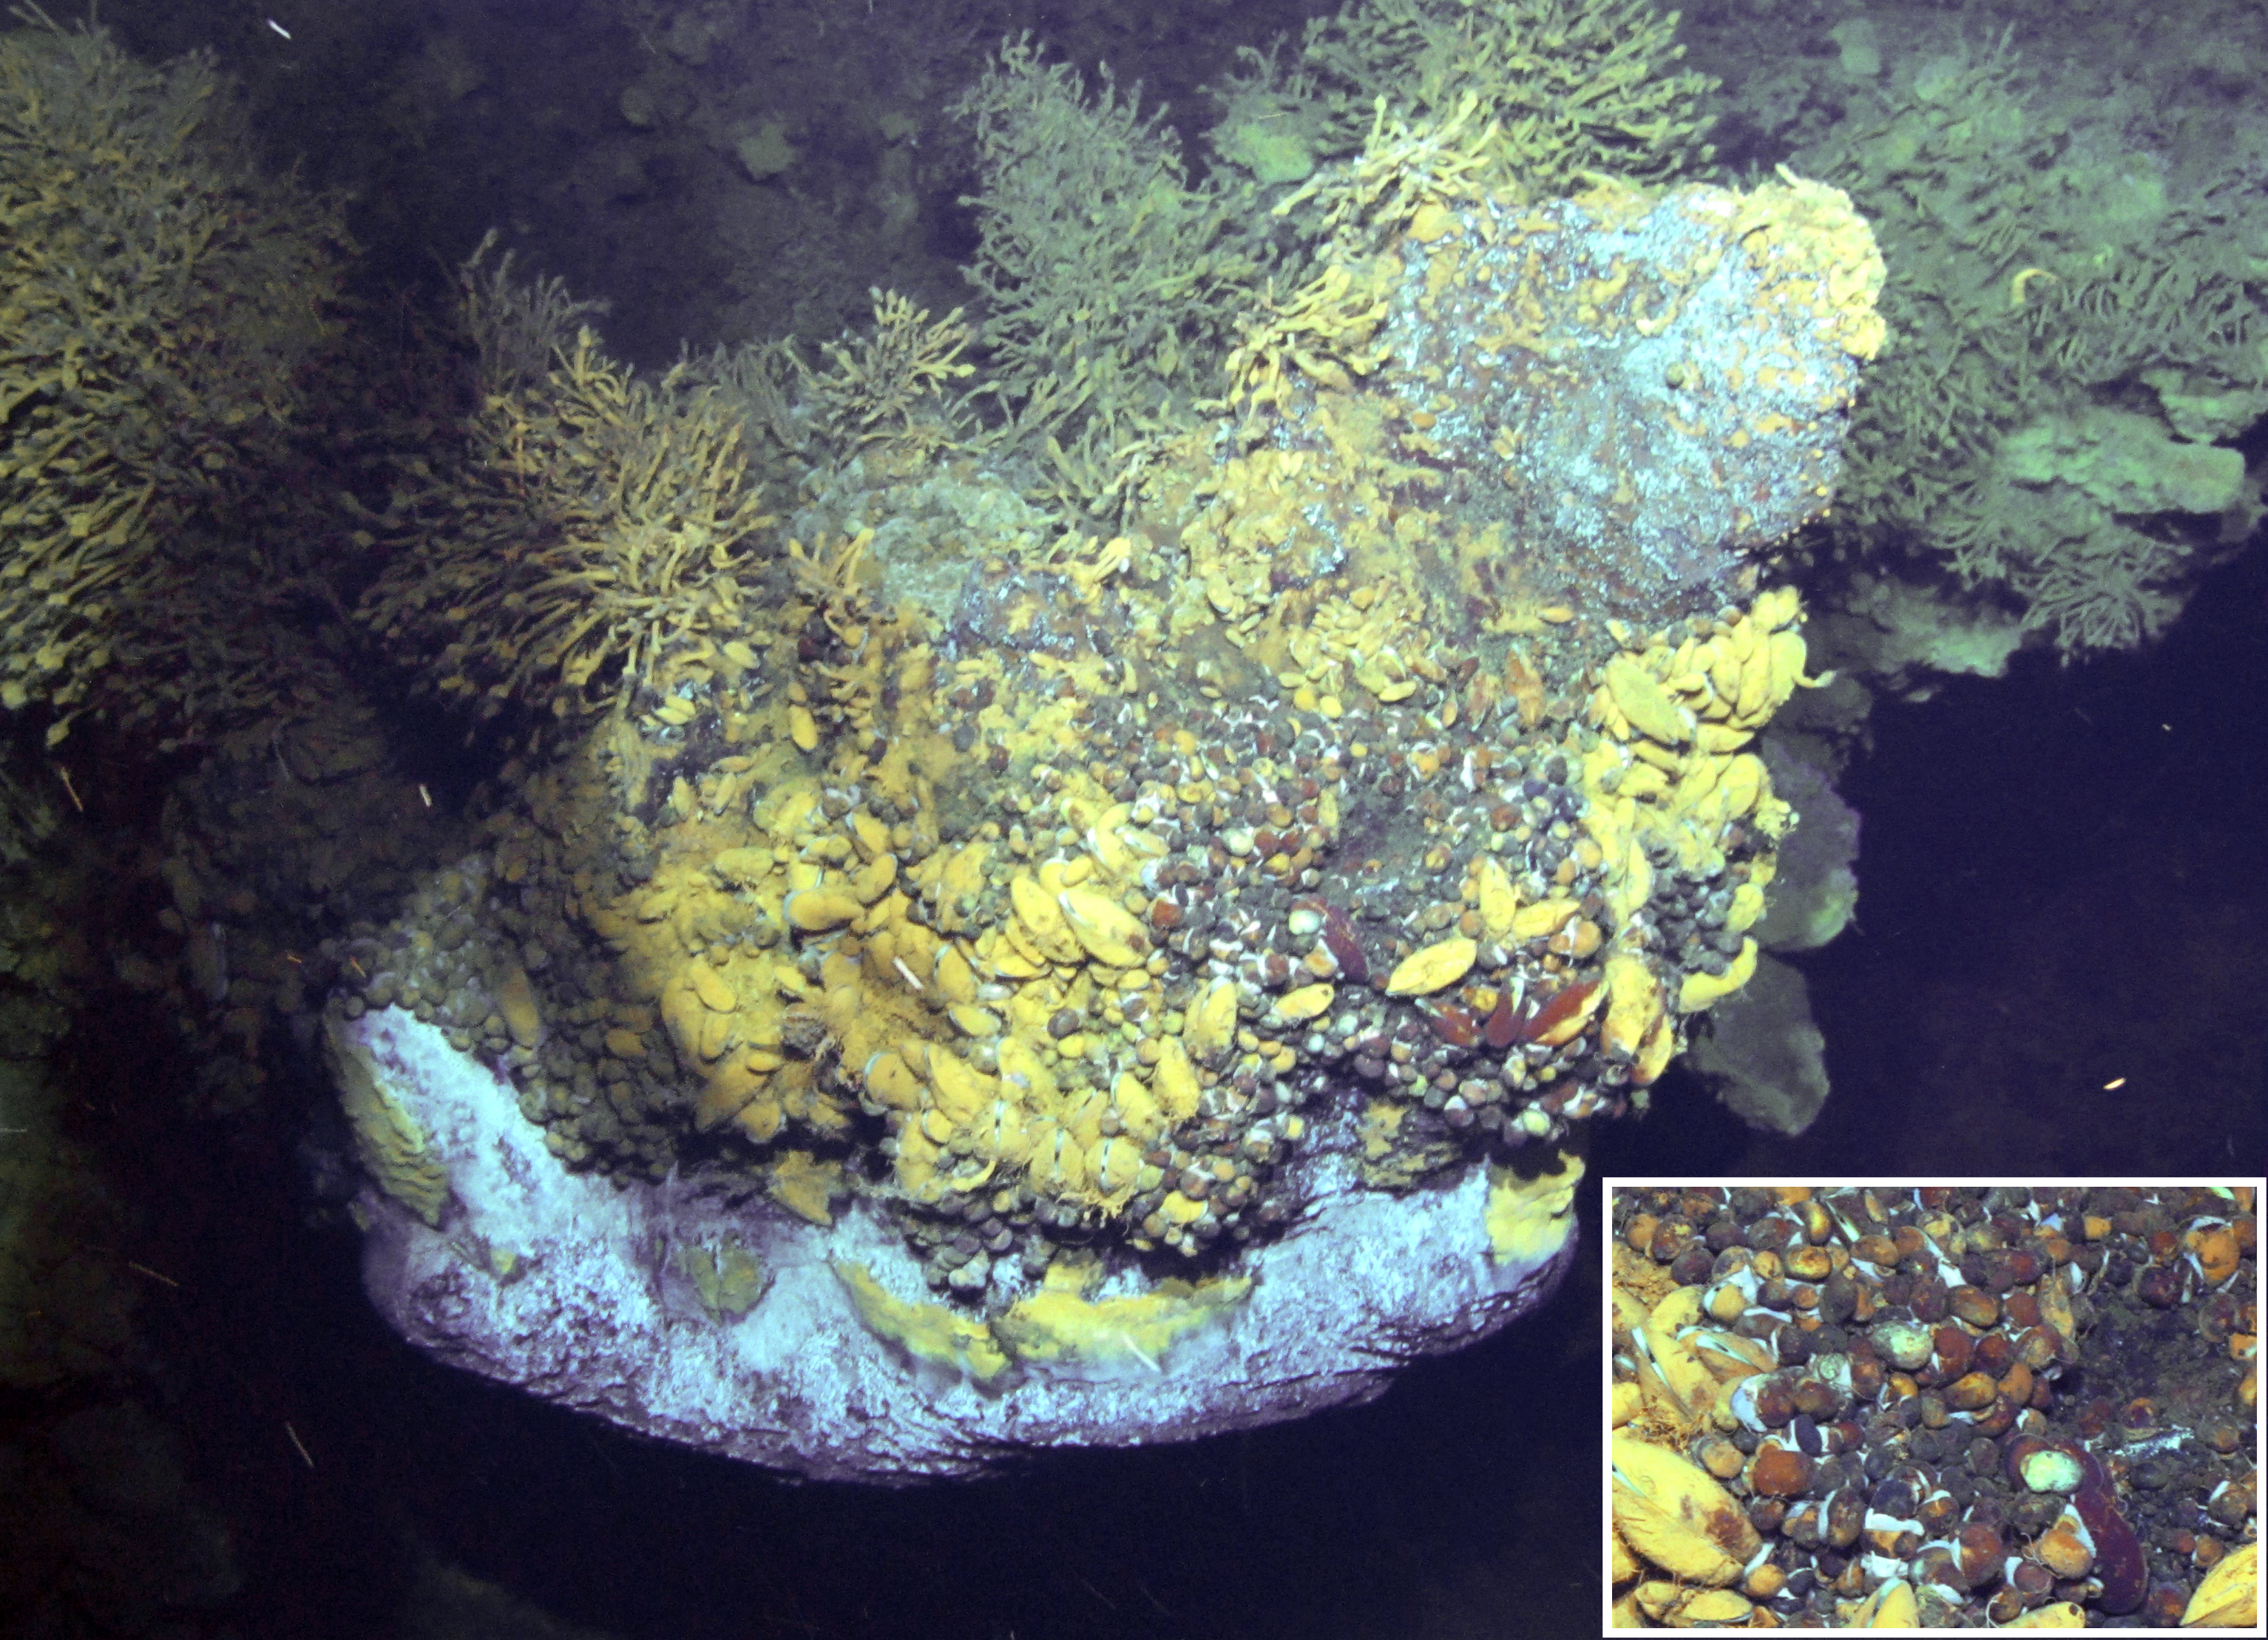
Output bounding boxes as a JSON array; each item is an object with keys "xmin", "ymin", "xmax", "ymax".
[{"xmin": 1384, "ymin": 936, "xmax": 1476, "ymax": 997}]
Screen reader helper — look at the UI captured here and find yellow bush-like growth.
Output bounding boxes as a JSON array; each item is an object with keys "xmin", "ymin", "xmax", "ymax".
[
  {"xmin": 801, "ymin": 288, "xmax": 977, "ymax": 466},
  {"xmin": 0, "ymin": 17, "xmax": 346, "ymax": 744},
  {"xmin": 1211, "ymin": 0, "xmax": 1716, "ymax": 203},
  {"xmin": 954, "ymin": 36, "xmax": 1281, "ymax": 488},
  {"xmin": 357, "ymin": 244, "xmax": 777, "ymax": 719}
]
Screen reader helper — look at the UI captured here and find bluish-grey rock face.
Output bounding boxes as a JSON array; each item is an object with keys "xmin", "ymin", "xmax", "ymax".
[
  {"xmin": 1372, "ymin": 181, "xmax": 1875, "ymax": 623},
  {"xmin": 337, "ymin": 1007, "xmax": 1579, "ymax": 1483}
]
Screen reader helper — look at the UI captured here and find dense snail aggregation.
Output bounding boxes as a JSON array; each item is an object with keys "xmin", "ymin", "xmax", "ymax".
[{"xmin": 1611, "ymin": 1185, "xmax": 2258, "ymax": 1630}]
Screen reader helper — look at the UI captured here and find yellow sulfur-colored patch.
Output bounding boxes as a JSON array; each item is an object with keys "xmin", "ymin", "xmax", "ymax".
[
  {"xmin": 1730, "ymin": 168, "xmax": 1888, "ymax": 363},
  {"xmin": 833, "ymin": 1261, "xmax": 1012, "ymax": 1383},
  {"xmin": 328, "ymin": 1021, "xmax": 450, "ymax": 1227},
  {"xmin": 1483, "ymin": 1149, "xmax": 1583, "ymax": 1267},
  {"xmin": 993, "ymin": 1261, "xmax": 1252, "ymax": 1369},
  {"xmin": 769, "ymin": 1151, "xmax": 842, "ymax": 1225}
]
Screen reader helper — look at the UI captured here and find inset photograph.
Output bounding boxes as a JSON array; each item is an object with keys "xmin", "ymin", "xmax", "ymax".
[{"xmin": 1608, "ymin": 1183, "xmax": 2258, "ymax": 1630}]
